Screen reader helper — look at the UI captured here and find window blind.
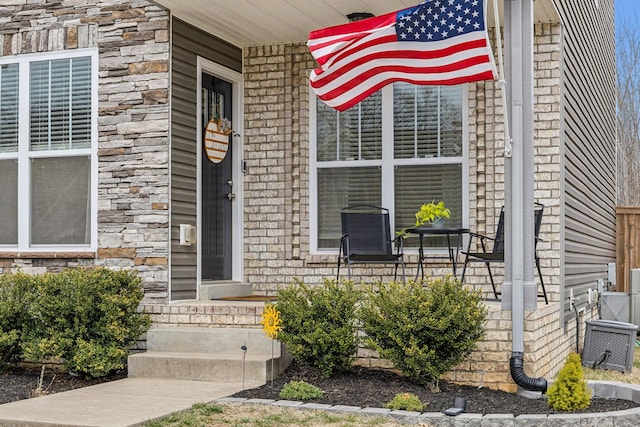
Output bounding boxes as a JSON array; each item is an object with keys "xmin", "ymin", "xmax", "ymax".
[
  {"xmin": 317, "ymin": 167, "xmax": 381, "ymax": 249},
  {"xmin": 395, "ymin": 164, "xmax": 463, "ymax": 247},
  {"xmin": 0, "ymin": 63, "xmax": 19, "ymax": 153},
  {"xmin": 30, "ymin": 57, "xmax": 92, "ymax": 151},
  {"xmin": 317, "ymin": 93, "xmax": 382, "ymax": 162},
  {"xmin": 393, "ymin": 83, "xmax": 462, "ymax": 159}
]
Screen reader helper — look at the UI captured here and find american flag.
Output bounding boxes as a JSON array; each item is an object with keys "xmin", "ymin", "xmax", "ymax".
[{"xmin": 308, "ymin": 0, "xmax": 497, "ymax": 111}]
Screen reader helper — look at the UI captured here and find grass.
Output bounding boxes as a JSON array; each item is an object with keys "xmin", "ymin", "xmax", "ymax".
[
  {"xmin": 582, "ymin": 342, "xmax": 640, "ymax": 383},
  {"xmin": 144, "ymin": 403, "xmax": 408, "ymax": 427}
]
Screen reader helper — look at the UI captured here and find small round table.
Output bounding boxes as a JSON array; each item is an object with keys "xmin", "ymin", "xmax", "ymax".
[{"xmin": 404, "ymin": 226, "xmax": 470, "ymax": 280}]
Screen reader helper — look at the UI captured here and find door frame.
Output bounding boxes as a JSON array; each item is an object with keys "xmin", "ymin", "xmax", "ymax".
[{"xmin": 196, "ymin": 57, "xmax": 244, "ymax": 293}]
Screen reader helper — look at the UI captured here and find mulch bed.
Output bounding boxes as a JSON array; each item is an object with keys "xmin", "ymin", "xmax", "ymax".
[
  {"xmin": 0, "ymin": 366, "xmax": 126, "ymax": 406},
  {"xmin": 1, "ymin": 362, "xmax": 638, "ymax": 417},
  {"xmin": 232, "ymin": 361, "xmax": 640, "ymax": 417}
]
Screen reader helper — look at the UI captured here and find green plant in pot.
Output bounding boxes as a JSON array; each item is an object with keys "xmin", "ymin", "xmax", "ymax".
[
  {"xmin": 397, "ymin": 200, "xmax": 452, "ymax": 238},
  {"xmin": 415, "ymin": 200, "xmax": 451, "ymax": 227}
]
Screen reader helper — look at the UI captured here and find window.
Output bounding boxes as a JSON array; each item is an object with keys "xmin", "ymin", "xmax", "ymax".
[
  {"xmin": 311, "ymin": 83, "xmax": 468, "ymax": 251},
  {"xmin": 0, "ymin": 50, "xmax": 97, "ymax": 249}
]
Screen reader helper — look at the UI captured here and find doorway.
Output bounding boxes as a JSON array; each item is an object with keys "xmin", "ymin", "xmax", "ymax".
[{"xmin": 201, "ymin": 73, "xmax": 234, "ymax": 280}]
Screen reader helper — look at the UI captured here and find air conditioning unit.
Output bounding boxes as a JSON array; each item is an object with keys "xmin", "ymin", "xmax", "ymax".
[
  {"xmin": 601, "ymin": 269, "xmax": 640, "ymax": 327},
  {"xmin": 600, "ymin": 292, "xmax": 629, "ymax": 323},
  {"xmin": 630, "ymin": 269, "xmax": 640, "ymax": 327}
]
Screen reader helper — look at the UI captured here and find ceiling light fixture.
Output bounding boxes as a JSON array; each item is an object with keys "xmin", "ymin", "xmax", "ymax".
[{"xmin": 346, "ymin": 12, "xmax": 374, "ymax": 22}]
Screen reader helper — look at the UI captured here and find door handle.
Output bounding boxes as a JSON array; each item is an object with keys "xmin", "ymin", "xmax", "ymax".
[{"xmin": 226, "ymin": 192, "xmax": 236, "ymax": 201}]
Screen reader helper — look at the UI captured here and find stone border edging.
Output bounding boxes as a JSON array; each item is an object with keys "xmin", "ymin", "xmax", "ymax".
[{"xmin": 216, "ymin": 381, "xmax": 640, "ymax": 426}]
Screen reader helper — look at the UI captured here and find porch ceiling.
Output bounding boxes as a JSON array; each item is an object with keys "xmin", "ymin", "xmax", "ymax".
[{"xmin": 152, "ymin": 0, "xmax": 560, "ymax": 49}]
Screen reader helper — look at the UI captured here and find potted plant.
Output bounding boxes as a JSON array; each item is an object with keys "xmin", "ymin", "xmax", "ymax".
[
  {"xmin": 415, "ymin": 200, "xmax": 451, "ymax": 227},
  {"xmin": 396, "ymin": 200, "xmax": 451, "ymax": 238}
]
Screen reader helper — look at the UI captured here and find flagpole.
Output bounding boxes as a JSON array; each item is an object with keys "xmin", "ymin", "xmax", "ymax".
[{"xmin": 493, "ymin": 0, "xmax": 512, "ymax": 158}]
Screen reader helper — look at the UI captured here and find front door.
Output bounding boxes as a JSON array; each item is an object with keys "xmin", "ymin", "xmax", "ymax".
[{"xmin": 201, "ymin": 73, "xmax": 233, "ymax": 280}]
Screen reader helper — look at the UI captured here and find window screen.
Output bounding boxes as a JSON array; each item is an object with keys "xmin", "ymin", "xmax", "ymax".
[
  {"xmin": 31, "ymin": 156, "xmax": 91, "ymax": 245},
  {"xmin": 0, "ymin": 160, "xmax": 18, "ymax": 244}
]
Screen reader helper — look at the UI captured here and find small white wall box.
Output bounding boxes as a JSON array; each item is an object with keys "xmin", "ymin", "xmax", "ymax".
[
  {"xmin": 179, "ymin": 224, "xmax": 196, "ymax": 246},
  {"xmin": 582, "ymin": 319, "xmax": 638, "ymax": 372}
]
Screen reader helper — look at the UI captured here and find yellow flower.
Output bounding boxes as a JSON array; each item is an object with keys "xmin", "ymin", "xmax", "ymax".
[{"xmin": 260, "ymin": 303, "xmax": 282, "ymax": 339}]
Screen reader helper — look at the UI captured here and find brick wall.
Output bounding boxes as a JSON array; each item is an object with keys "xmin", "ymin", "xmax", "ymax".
[
  {"xmin": 241, "ymin": 23, "xmax": 573, "ymax": 391},
  {"xmin": 0, "ymin": 0, "xmax": 171, "ymax": 302}
]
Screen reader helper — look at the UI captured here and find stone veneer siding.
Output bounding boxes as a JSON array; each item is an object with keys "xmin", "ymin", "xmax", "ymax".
[
  {"xmin": 0, "ymin": 0, "xmax": 170, "ymax": 302},
  {"xmin": 241, "ymin": 23, "xmax": 580, "ymax": 391}
]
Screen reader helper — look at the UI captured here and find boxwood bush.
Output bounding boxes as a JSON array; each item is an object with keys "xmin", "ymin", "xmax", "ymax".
[
  {"xmin": 0, "ymin": 272, "xmax": 37, "ymax": 366},
  {"xmin": 360, "ymin": 278, "xmax": 487, "ymax": 386},
  {"xmin": 0, "ymin": 268, "xmax": 150, "ymax": 377},
  {"xmin": 276, "ymin": 278, "xmax": 361, "ymax": 377}
]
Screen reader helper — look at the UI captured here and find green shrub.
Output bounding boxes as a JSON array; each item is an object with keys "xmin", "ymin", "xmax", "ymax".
[
  {"xmin": 0, "ymin": 272, "xmax": 37, "ymax": 366},
  {"xmin": 384, "ymin": 393, "xmax": 424, "ymax": 412},
  {"xmin": 276, "ymin": 278, "xmax": 361, "ymax": 377},
  {"xmin": 279, "ymin": 380, "xmax": 324, "ymax": 400},
  {"xmin": 360, "ymin": 278, "xmax": 487, "ymax": 385},
  {"xmin": 547, "ymin": 352, "xmax": 591, "ymax": 411},
  {"xmin": 21, "ymin": 268, "xmax": 151, "ymax": 377}
]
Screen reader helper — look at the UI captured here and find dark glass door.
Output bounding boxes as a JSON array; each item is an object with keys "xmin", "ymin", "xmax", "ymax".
[{"xmin": 201, "ymin": 73, "xmax": 233, "ymax": 280}]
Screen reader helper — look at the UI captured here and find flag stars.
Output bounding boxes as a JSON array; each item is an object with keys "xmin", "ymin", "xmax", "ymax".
[{"xmin": 395, "ymin": 0, "xmax": 484, "ymax": 42}]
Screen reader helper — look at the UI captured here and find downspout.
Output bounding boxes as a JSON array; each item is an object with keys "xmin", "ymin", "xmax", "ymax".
[{"xmin": 503, "ymin": 0, "xmax": 547, "ymax": 393}]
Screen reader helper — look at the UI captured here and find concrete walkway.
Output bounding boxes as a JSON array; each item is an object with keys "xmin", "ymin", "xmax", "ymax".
[{"xmin": 0, "ymin": 378, "xmax": 262, "ymax": 427}]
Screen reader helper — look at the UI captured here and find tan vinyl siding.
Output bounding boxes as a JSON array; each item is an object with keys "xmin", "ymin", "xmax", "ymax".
[
  {"xmin": 170, "ymin": 18, "xmax": 241, "ymax": 300},
  {"xmin": 553, "ymin": 0, "xmax": 616, "ymax": 315}
]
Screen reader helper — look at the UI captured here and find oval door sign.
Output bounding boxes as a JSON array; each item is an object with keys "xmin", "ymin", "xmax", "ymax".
[{"xmin": 204, "ymin": 119, "xmax": 230, "ymax": 163}]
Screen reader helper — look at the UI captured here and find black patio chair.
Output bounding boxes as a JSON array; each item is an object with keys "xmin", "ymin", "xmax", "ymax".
[
  {"xmin": 337, "ymin": 205, "xmax": 405, "ymax": 282},
  {"xmin": 460, "ymin": 203, "xmax": 548, "ymax": 304}
]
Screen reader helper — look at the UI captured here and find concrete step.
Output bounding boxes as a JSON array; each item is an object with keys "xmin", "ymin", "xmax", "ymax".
[
  {"xmin": 146, "ymin": 327, "xmax": 280, "ymax": 356},
  {"xmin": 127, "ymin": 351, "xmax": 291, "ymax": 383},
  {"xmin": 129, "ymin": 327, "xmax": 293, "ymax": 383},
  {"xmin": 199, "ymin": 282, "xmax": 253, "ymax": 300}
]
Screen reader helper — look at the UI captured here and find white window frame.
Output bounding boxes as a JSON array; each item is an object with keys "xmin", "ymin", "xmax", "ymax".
[
  {"xmin": 309, "ymin": 84, "xmax": 469, "ymax": 254},
  {"xmin": 0, "ymin": 48, "xmax": 98, "ymax": 251}
]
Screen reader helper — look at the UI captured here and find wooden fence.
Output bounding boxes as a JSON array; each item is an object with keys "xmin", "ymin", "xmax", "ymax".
[{"xmin": 616, "ymin": 206, "xmax": 640, "ymax": 292}]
